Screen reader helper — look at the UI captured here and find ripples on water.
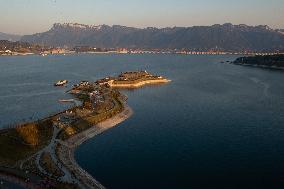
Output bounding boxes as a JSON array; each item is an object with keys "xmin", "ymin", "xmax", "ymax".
[{"xmin": 1, "ymin": 54, "xmax": 284, "ymax": 188}]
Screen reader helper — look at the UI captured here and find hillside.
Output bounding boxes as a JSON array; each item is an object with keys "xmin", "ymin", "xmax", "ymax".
[
  {"xmin": 233, "ymin": 54, "xmax": 284, "ymax": 68},
  {"xmin": 21, "ymin": 23, "xmax": 284, "ymax": 52},
  {"xmin": 0, "ymin": 32, "xmax": 21, "ymax": 42},
  {"xmin": 0, "ymin": 40, "xmax": 42, "ymax": 53}
]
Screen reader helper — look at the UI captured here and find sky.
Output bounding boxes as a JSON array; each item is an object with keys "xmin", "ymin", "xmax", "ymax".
[{"xmin": 0, "ymin": 0, "xmax": 284, "ymax": 35}]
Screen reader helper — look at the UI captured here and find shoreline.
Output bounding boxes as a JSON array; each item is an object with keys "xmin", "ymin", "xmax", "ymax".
[
  {"xmin": 57, "ymin": 103, "xmax": 133, "ymax": 189},
  {"xmin": 233, "ymin": 63, "xmax": 284, "ymax": 71},
  {"xmin": 0, "ymin": 71, "xmax": 169, "ymax": 188},
  {"xmin": 109, "ymin": 79, "xmax": 171, "ymax": 88}
]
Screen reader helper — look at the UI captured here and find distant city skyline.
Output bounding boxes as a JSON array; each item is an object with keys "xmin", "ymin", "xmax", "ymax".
[{"xmin": 1, "ymin": 0, "xmax": 284, "ymax": 35}]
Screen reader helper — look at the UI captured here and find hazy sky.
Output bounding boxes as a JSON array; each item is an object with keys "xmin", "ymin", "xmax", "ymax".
[{"xmin": 1, "ymin": 0, "xmax": 284, "ymax": 35}]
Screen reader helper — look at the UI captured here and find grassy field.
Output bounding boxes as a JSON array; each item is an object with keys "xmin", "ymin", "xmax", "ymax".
[
  {"xmin": 40, "ymin": 152, "xmax": 64, "ymax": 178},
  {"xmin": 58, "ymin": 93, "xmax": 123, "ymax": 141},
  {"xmin": 0, "ymin": 119, "xmax": 53, "ymax": 167}
]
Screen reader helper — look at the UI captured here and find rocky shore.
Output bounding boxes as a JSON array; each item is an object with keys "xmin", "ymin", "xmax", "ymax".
[{"xmin": 109, "ymin": 78, "xmax": 171, "ymax": 88}]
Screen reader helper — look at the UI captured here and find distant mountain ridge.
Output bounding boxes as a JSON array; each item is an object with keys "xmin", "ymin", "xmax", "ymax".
[
  {"xmin": 21, "ymin": 23, "xmax": 284, "ymax": 52},
  {"xmin": 0, "ymin": 32, "xmax": 21, "ymax": 42}
]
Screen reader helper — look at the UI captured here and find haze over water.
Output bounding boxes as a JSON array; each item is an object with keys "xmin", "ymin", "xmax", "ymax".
[{"xmin": 1, "ymin": 54, "xmax": 284, "ymax": 188}]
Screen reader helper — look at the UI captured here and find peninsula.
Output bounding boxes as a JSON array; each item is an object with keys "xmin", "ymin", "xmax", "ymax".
[
  {"xmin": 233, "ymin": 54, "xmax": 284, "ymax": 69},
  {"xmin": 0, "ymin": 71, "xmax": 170, "ymax": 189}
]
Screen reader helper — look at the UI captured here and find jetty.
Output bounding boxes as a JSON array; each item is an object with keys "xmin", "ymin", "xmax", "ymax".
[{"xmin": 0, "ymin": 71, "xmax": 170, "ymax": 189}]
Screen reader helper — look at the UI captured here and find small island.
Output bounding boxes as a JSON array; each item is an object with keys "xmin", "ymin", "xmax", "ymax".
[
  {"xmin": 0, "ymin": 71, "xmax": 170, "ymax": 189},
  {"xmin": 233, "ymin": 54, "xmax": 284, "ymax": 69}
]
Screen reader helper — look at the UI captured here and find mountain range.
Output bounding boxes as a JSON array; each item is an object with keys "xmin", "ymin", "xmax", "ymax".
[
  {"xmin": 20, "ymin": 23, "xmax": 284, "ymax": 52},
  {"xmin": 0, "ymin": 32, "xmax": 21, "ymax": 42}
]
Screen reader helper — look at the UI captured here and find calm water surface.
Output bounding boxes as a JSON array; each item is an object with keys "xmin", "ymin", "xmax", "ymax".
[{"xmin": 1, "ymin": 54, "xmax": 284, "ymax": 189}]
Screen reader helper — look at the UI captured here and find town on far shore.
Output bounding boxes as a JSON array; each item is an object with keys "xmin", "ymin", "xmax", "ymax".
[{"xmin": 1, "ymin": 40, "xmax": 284, "ymax": 57}]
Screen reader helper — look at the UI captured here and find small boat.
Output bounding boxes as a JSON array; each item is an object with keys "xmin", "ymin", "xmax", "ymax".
[{"xmin": 54, "ymin": 80, "xmax": 68, "ymax": 86}]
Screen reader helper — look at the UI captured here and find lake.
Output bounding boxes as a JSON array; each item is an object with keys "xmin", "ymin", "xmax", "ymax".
[{"xmin": 1, "ymin": 54, "xmax": 284, "ymax": 189}]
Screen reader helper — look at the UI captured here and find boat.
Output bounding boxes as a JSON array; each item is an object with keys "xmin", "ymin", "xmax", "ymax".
[{"xmin": 54, "ymin": 80, "xmax": 68, "ymax": 86}]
